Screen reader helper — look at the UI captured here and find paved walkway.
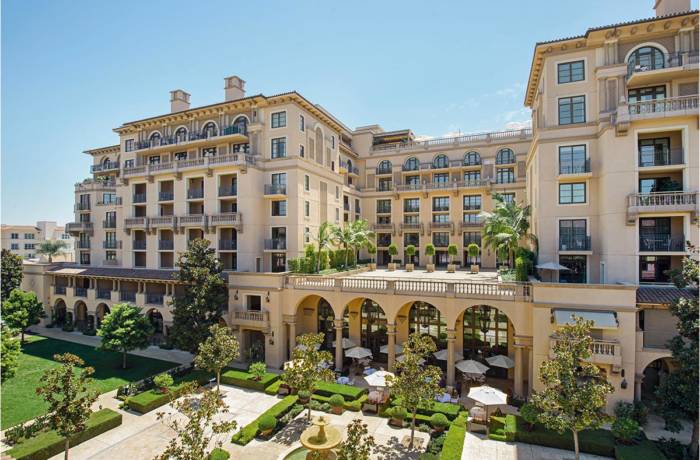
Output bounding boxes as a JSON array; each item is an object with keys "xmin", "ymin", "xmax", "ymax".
[
  {"xmin": 28, "ymin": 325, "xmax": 194, "ymax": 364},
  {"xmin": 461, "ymin": 432, "xmax": 612, "ymax": 460}
]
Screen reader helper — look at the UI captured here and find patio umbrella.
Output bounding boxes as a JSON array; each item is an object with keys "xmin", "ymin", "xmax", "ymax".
[
  {"xmin": 345, "ymin": 346, "xmax": 373, "ymax": 360},
  {"xmin": 396, "ymin": 354, "xmax": 425, "ymax": 365},
  {"xmin": 332, "ymin": 338, "xmax": 357, "ymax": 349},
  {"xmin": 486, "ymin": 354, "xmax": 515, "ymax": 369},
  {"xmin": 433, "ymin": 349, "xmax": 464, "ymax": 362},
  {"xmin": 380, "ymin": 343, "xmax": 404, "ymax": 354},
  {"xmin": 455, "ymin": 359, "xmax": 489, "ymax": 375},
  {"xmin": 364, "ymin": 370, "xmax": 394, "ymax": 387},
  {"xmin": 535, "ymin": 262, "xmax": 571, "ymax": 271}
]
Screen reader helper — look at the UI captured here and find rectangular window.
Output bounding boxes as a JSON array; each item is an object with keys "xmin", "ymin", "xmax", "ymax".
[
  {"xmin": 432, "ymin": 214, "xmax": 450, "ymax": 223},
  {"xmin": 124, "ymin": 139, "xmax": 134, "ymax": 152},
  {"xmin": 271, "ymin": 253, "xmax": 287, "ymax": 273},
  {"xmin": 404, "ymin": 214, "xmax": 419, "ymax": 224},
  {"xmin": 304, "ymin": 227, "xmax": 310, "ymax": 243},
  {"xmin": 124, "ymin": 159, "xmax": 134, "ymax": 168},
  {"xmin": 105, "ymin": 251, "xmax": 117, "ymax": 261},
  {"xmin": 202, "ymin": 147, "xmax": 217, "ymax": 157},
  {"xmin": 463, "ymin": 195, "xmax": 481, "ymax": 210},
  {"xmin": 271, "ymin": 138, "xmax": 286, "ymax": 158},
  {"xmin": 405, "ymin": 175, "xmax": 420, "ymax": 186},
  {"xmin": 559, "ymin": 219, "xmax": 588, "ymax": 250},
  {"xmin": 404, "ymin": 198, "xmax": 420, "ymax": 213},
  {"xmin": 271, "ymin": 200, "xmax": 287, "ymax": 216},
  {"xmin": 149, "ymin": 155, "xmax": 161, "ymax": 165},
  {"xmin": 628, "ymin": 85, "xmax": 666, "ymax": 104},
  {"xmin": 558, "ymin": 95, "xmax": 586, "ymax": 125},
  {"xmin": 304, "ymin": 175, "xmax": 310, "ymax": 191},
  {"xmin": 175, "ymin": 151, "xmax": 187, "ymax": 161},
  {"xmin": 463, "ymin": 213, "xmax": 481, "ymax": 224},
  {"xmin": 495, "ymin": 168, "xmax": 514, "ymax": 184},
  {"xmin": 24, "ymin": 243, "xmax": 35, "ymax": 250},
  {"xmin": 501, "ymin": 193, "xmax": 515, "ymax": 204},
  {"xmin": 231, "ymin": 143, "xmax": 249, "ymax": 153},
  {"xmin": 559, "ymin": 145, "xmax": 587, "ymax": 174},
  {"xmin": 299, "ymin": 145, "xmax": 305, "ymax": 158},
  {"xmin": 355, "ymin": 199, "xmax": 360, "ymax": 213},
  {"xmin": 10, "ymin": 244, "xmax": 18, "ymax": 250},
  {"xmin": 559, "ymin": 255, "xmax": 587, "ymax": 283},
  {"xmin": 10, "ymin": 233, "xmax": 18, "ymax": 239},
  {"xmin": 463, "ymin": 232, "xmax": 481, "ymax": 247},
  {"xmin": 331, "ymin": 136, "xmax": 335, "ymax": 149},
  {"xmin": 463, "ymin": 171, "xmax": 481, "ymax": 183},
  {"xmin": 24, "ymin": 233, "xmax": 35, "ymax": 239},
  {"xmin": 432, "ymin": 197, "xmax": 449, "ymax": 212},
  {"xmin": 299, "ymin": 115, "xmax": 305, "ymax": 131},
  {"xmin": 376, "ymin": 199, "xmax": 391, "ymax": 214},
  {"xmin": 271, "ymin": 111, "xmax": 286, "ymax": 128},
  {"xmin": 559, "ymin": 182, "xmax": 586, "ymax": 204},
  {"xmin": 404, "ymin": 233, "xmax": 420, "ymax": 247},
  {"xmin": 638, "ymin": 137, "xmax": 671, "ymax": 167},
  {"xmin": 377, "ymin": 215, "xmax": 391, "ymax": 224},
  {"xmin": 433, "ymin": 173, "xmax": 449, "ymax": 183},
  {"xmin": 378, "ymin": 178, "xmax": 392, "ymax": 191},
  {"xmin": 640, "ymin": 255, "xmax": 671, "ymax": 283},
  {"xmin": 80, "ymin": 253, "xmax": 91, "ymax": 265},
  {"xmin": 271, "ymin": 173, "xmax": 287, "ymax": 186},
  {"xmin": 432, "ymin": 232, "xmax": 449, "ymax": 247},
  {"xmin": 305, "ymin": 201, "xmax": 310, "ymax": 217},
  {"xmin": 557, "ymin": 60, "xmax": 585, "ymax": 84}
]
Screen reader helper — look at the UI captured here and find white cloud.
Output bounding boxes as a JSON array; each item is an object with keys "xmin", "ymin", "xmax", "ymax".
[
  {"xmin": 494, "ymin": 82, "xmax": 526, "ymax": 99},
  {"xmin": 414, "ymin": 134, "xmax": 434, "ymax": 142},
  {"xmin": 504, "ymin": 120, "xmax": 532, "ymax": 130}
]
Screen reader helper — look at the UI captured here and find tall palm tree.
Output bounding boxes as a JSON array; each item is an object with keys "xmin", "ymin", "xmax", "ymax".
[
  {"xmin": 331, "ymin": 224, "xmax": 354, "ymax": 269},
  {"xmin": 309, "ymin": 222, "xmax": 334, "ymax": 273},
  {"xmin": 349, "ymin": 219, "xmax": 375, "ymax": 266},
  {"xmin": 480, "ymin": 193, "xmax": 535, "ymax": 266},
  {"xmin": 36, "ymin": 240, "xmax": 68, "ymax": 263}
]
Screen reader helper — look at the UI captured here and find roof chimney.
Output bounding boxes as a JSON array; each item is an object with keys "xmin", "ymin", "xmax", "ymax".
[
  {"xmin": 170, "ymin": 89, "xmax": 190, "ymax": 113},
  {"xmin": 654, "ymin": 0, "xmax": 690, "ymax": 16},
  {"xmin": 224, "ymin": 76, "xmax": 246, "ymax": 101}
]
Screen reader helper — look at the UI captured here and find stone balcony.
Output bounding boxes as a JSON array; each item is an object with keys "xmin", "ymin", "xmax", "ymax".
[
  {"xmin": 550, "ymin": 336, "xmax": 622, "ymax": 370},
  {"xmin": 231, "ymin": 309, "xmax": 270, "ymax": 329},
  {"xmin": 626, "ymin": 191, "xmax": 698, "ymax": 224}
]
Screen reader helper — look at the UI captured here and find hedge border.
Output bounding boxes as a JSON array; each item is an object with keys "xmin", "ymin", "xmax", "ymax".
[
  {"xmin": 389, "ymin": 398, "xmax": 461, "ymax": 420},
  {"xmin": 439, "ymin": 413, "xmax": 468, "ymax": 459},
  {"xmin": 313, "ymin": 382, "xmax": 367, "ymax": 401},
  {"xmin": 231, "ymin": 395, "xmax": 299, "ymax": 446},
  {"xmin": 220, "ymin": 369, "xmax": 279, "ymax": 392},
  {"xmin": 614, "ymin": 437, "xmax": 666, "ymax": 460},
  {"xmin": 6, "ymin": 409, "xmax": 122, "ymax": 460},
  {"xmin": 126, "ymin": 370, "xmax": 211, "ymax": 414}
]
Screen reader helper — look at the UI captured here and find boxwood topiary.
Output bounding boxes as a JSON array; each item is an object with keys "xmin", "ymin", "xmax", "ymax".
[
  {"xmin": 258, "ymin": 414, "xmax": 277, "ymax": 433},
  {"xmin": 329, "ymin": 394, "xmax": 345, "ymax": 407},
  {"xmin": 430, "ymin": 413, "xmax": 450, "ymax": 430}
]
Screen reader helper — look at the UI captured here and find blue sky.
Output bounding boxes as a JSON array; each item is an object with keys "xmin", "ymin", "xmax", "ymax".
[{"xmin": 2, "ymin": 0, "xmax": 695, "ymax": 225}]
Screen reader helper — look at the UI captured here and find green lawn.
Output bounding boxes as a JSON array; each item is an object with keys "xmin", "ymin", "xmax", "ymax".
[{"xmin": 1, "ymin": 335, "xmax": 177, "ymax": 428}]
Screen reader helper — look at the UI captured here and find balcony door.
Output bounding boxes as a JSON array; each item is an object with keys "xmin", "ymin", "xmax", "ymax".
[{"xmin": 559, "ymin": 219, "xmax": 587, "ymax": 250}]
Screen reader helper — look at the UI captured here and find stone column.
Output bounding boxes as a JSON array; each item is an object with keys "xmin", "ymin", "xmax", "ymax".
[
  {"xmin": 527, "ymin": 346, "xmax": 534, "ymax": 396},
  {"xmin": 446, "ymin": 329, "xmax": 456, "ymax": 387},
  {"xmin": 287, "ymin": 321, "xmax": 296, "ymax": 358},
  {"xmin": 387, "ymin": 323, "xmax": 397, "ymax": 372},
  {"xmin": 634, "ymin": 374, "xmax": 643, "ymax": 401},
  {"xmin": 514, "ymin": 346, "xmax": 524, "ymax": 398},
  {"xmin": 334, "ymin": 319, "xmax": 344, "ymax": 372}
]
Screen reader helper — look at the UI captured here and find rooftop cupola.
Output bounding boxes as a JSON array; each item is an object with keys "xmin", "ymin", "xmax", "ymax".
[
  {"xmin": 224, "ymin": 76, "xmax": 246, "ymax": 101},
  {"xmin": 170, "ymin": 89, "xmax": 190, "ymax": 113}
]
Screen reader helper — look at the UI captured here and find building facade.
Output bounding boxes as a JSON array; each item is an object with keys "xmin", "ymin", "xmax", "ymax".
[
  {"xmin": 21, "ymin": 1, "xmax": 698, "ymax": 412},
  {"xmin": 2, "ymin": 221, "xmax": 74, "ymax": 262}
]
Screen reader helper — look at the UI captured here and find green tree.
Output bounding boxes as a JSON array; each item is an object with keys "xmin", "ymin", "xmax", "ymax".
[
  {"xmin": 36, "ymin": 353, "xmax": 99, "ymax": 460},
  {"xmin": 405, "ymin": 245, "xmax": 416, "ymax": 264},
  {"xmin": 1, "ymin": 249, "xmax": 23, "ymax": 300},
  {"xmin": 424, "ymin": 243, "xmax": 435, "ymax": 265},
  {"xmin": 387, "ymin": 333, "xmax": 443, "ymax": 446},
  {"xmin": 447, "ymin": 244, "xmax": 458, "ymax": 265},
  {"xmin": 1, "ymin": 325, "xmax": 20, "ymax": 380},
  {"xmin": 388, "ymin": 243, "xmax": 398, "ymax": 263},
  {"xmin": 1, "ymin": 289, "xmax": 44, "ymax": 342},
  {"xmin": 171, "ymin": 239, "xmax": 228, "ymax": 353},
  {"xmin": 155, "ymin": 383, "xmax": 237, "ymax": 460},
  {"xmin": 467, "ymin": 243, "xmax": 480, "ymax": 265},
  {"xmin": 36, "ymin": 240, "xmax": 68, "ymax": 263},
  {"xmin": 349, "ymin": 219, "xmax": 375, "ymax": 266},
  {"xmin": 481, "ymin": 193, "xmax": 536, "ymax": 265},
  {"xmin": 367, "ymin": 243, "xmax": 377, "ymax": 265},
  {"xmin": 309, "ymin": 222, "xmax": 334, "ymax": 273},
  {"xmin": 194, "ymin": 324, "xmax": 240, "ymax": 393},
  {"xmin": 281, "ymin": 333, "xmax": 335, "ymax": 420},
  {"xmin": 97, "ymin": 303, "xmax": 153, "ymax": 369},
  {"xmin": 337, "ymin": 418, "xmax": 376, "ymax": 460},
  {"xmin": 332, "ymin": 224, "xmax": 355, "ymax": 269},
  {"xmin": 530, "ymin": 316, "xmax": 614, "ymax": 460},
  {"xmin": 656, "ymin": 244, "xmax": 698, "ymax": 459}
]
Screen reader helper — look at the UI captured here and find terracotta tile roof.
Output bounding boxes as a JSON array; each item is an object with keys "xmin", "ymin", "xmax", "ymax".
[
  {"xmin": 47, "ymin": 265, "xmax": 178, "ymax": 281},
  {"xmin": 637, "ymin": 285, "xmax": 697, "ymax": 305}
]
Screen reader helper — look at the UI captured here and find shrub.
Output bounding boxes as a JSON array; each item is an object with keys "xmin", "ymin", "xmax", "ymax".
[
  {"xmin": 127, "ymin": 370, "xmax": 211, "ymax": 414},
  {"xmin": 231, "ymin": 395, "xmax": 298, "ymax": 445},
  {"xmin": 616, "ymin": 437, "xmax": 667, "ymax": 460},
  {"xmin": 208, "ymin": 448, "xmax": 230, "ymax": 460},
  {"xmin": 430, "ymin": 413, "xmax": 449, "ymax": 430},
  {"xmin": 153, "ymin": 373, "xmax": 174, "ymax": 393},
  {"xmin": 220, "ymin": 368, "xmax": 279, "ymax": 391},
  {"xmin": 313, "ymin": 382, "xmax": 367, "ymax": 401},
  {"xmin": 440, "ymin": 413, "xmax": 468, "ymax": 460},
  {"xmin": 519, "ymin": 403, "xmax": 539, "ymax": 430},
  {"xmin": 467, "ymin": 243, "xmax": 480, "ymax": 263},
  {"xmin": 388, "ymin": 244, "xmax": 398, "ymax": 261},
  {"xmin": 248, "ymin": 362, "xmax": 267, "ymax": 381},
  {"xmin": 298, "ymin": 390, "xmax": 311, "ymax": 400},
  {"xmin": 447, "ymin": 244, "xmax": 458, "ymax": 263},
  {"xmin": 257, "ymin": 414, "xmax": 277, "ymax": 433},
  {"xmin": 6, "ymin": 409, "xmax": 122, "ymax": 460},
  {"xmin": 389, "ymin": 406, "xmax": 407, "ymax": 420},
  {"xmin": 329, "ymin": 394, "xmax": 345, "ymax": 408},
  {"xmin": 417, "ymin": 423, "xmax": 432, "ymax": 433},
  {"xmin": 319, "ymin": 250, "xmax": 330, "ymax": 271},
  {"xmin": 614, "ymin": 401, "xmax": 649, "ymax": 426},
  {"xmin": 654, "ymin": 437, "xmax": 689, "ymax": 460},
  {"xmin": 287, "ymin": 258, "xmax": 301, "ymax": 273},
  {"xmin": 612, "ymin": 417, "xmax": 640, "ymax": 445},
  {"xmin": 515, "ymin": 256, "xmax": 528, "ymax": 281}
]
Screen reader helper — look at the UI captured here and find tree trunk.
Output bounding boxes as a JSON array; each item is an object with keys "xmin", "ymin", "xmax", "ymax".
[
  {"xmin": 20, "ymin": 330, "xmax": 25, "ymax": 343},
  {"xmin": 316, "ymin": 248, "xmax": 321, "ymax": 273},
  {"xmin": 307, "ymin": 403, "xmax": 312, "ymax": 421},
  {"xmin": 49, "ymin": 255, "xmax": 53, "ymax": 264},
  {"xmin": 122, "ymin": 350, "xmax": 127, "ymax": 369},
  {"xmin": 344, "ymin": 244, "xmax": 349, "ymax": 268},
  {"xmin": 572, "ymin": 429, "xmax": 580, "ymax": 460},
  {"xmin": 410, "ymin": 408, "xmax": 417, "ymax": 445},
  {"xmin": 64, "ymin": 438, "xmax": 70, "ymax": 460},
  {"xmin": 691, "ymin": 418, "xmax": 699, "ymax": 460},
  {"xmin": 216, "ymin": 371, "xmax": 221, "ymax": 394}
]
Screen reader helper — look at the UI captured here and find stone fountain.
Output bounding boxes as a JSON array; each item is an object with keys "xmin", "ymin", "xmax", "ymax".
[{"xmin": 298, "ymin": 415, "xmax": 342, "ymax": 460}]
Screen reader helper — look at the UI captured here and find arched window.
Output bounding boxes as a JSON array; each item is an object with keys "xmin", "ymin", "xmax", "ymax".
[
  {"xmin": 628, "ymin": 46, "xmax": 665, "ymax": 72},
  {"xmin": 202, "ymin": 122, "xmax": 218, "ymax": 138},
  {"xmin": 496, "ymin": 148, "xmax": 515, "ymax": 165},
  {"xmin": 174, "ymin": 127, "xmax": 188, "ymax": 143},
  {"xmin": 317, "ymin": 299, "xmax": 335, "ymax": 350},
  {"xmin": 360, "ymin": 300, "xmax": 387, "ymax": 356},
  {"xmin": 403, "ymin": 157, "xmax": 419, "ymax": 171},
  {"xmin": 464, "ymin": 151, "xmax": 481, "ymax": 166},
  {"xmin": 377, "ymin": 160, "xmax": 392, "ymax": 174},
  {"xmin": 433, "ymin": 154, "xmax": 449, "ymax": 169},
  {"xmin": 149, "ymin": 132, "xmax": 161, "ymax": 146},
  {"xmin": 232, "ymin": 116, "xmax": 248, "ymax": 135},
  {"xmin": 409, "ymin": 302, "xmax": 447, "ymax": 349},
  {"xmin": 462, "ymin": 305, "xmax": 509, "ymax": 376}
]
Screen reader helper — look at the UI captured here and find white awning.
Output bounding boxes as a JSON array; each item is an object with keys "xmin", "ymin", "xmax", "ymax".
[{"xmin": 552, "ymin": 309, "xmax": 618, "ymax": 329}]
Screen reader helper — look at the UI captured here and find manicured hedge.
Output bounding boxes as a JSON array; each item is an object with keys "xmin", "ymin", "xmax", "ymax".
[
  {"xmin": 390, "ymin": 398, "xmax": 461, "ymax": 420},
  {"xmin": 264, "ymin": 380, "xmax": 282, "ymax": 395},
  {"xmin": 498, "ymin": 415, "xmax": 616, "ymax": 458},
  {"xmin": 313, "ymin": 382, "xmax": 367, "ymax": 401},
  {"xmin": 615, "ymin": 438, "xmax": 666, "ymax": 460},
  {"xmin": 220, "ymin": 369, "xmax": 279, "ymax": 392},
  {"xmin": 127, "ymin": 370, "xmax": 211, "ymax": 414},
  {"xmin": 208, "ymin": 447, "xmax": 230, "ymax": 460},
  {"xmin": 311, "ymin": 393, "xmax": 368, "ymax": 412},
  {"xmin": 231, "ymin": 395, "xmax": 299, "ymax": 446},
  {"xmin": 6, "ymin": 409, "xmax": 122, "ymax": 460},
  {"xmin": 439, "ymin": 413, "xmax": 468, "ymax": 460}
]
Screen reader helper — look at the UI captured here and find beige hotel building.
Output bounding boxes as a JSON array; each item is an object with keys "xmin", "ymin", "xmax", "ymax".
[{"xmin": 22, "ymin": 1, "xmax": 698, "ymax": 411}]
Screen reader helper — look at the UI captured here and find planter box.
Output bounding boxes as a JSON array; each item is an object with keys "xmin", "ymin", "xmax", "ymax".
[
  {"xmin": 405, "ymin": 263, "xmax": 414, "ymax": 272},
  {"xmin": 368, "ymin": 263, "xmax": 376, "ymax": 271},
  {"xmin": 388, "ymin": 263, "xmax": 398, "ymax": 271},
  {"xmin": 389, "ymin": 418, "xmax": 405, "ymax": 428},
  {"xmin": 470, "ymin": 264, "xmax": 480, "ymax": 274},
  {"xmin": 426, "ymin": 264, "xmax": 435, "ymax": 273},
  {"xmin": 447, "ymin": 264, "xmax": 457, "ymax": 273}
]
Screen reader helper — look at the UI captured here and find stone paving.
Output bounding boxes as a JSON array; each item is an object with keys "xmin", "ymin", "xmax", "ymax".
[{"xmin": 460, "ymin": 432, "xmax": 612, "ymax": 460}]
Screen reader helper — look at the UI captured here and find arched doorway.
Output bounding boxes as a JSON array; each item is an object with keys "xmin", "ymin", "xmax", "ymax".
[
  {"xmin": 461, "ymin": 305, "xmax": 511, "ymax": 378},
  {"xmin": 641, "ymin": 357, "xmax": 674, "ymax": 404},
  {"xmin": 147, "ymin": 309, "xmax": 164, "ymax": 344},
  {"xmin": 408, "ymin": 301, "xmax": 447, "ymax": 350},
  {"xmin": 53, "ymin": 299, "xmax": 67, "ymax": 326},
  {"xmin": 360, "ymin": 299, "xmax": 387, "ymax": 358},
  {"xmin": 74, "ymin": 301, "xmax": 88, "ymax": 332},
  {"xmin": 96, "ymin": 304, "xmax": 110, "ymax": 329}
]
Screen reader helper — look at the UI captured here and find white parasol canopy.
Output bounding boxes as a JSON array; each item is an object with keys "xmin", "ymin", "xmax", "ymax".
[
  {"xmin": 486, "ymin": 354, "xmax": 515, "ymax": 369},
  {"xmin": 396, "ymin": 354, "xmax": 425, "ymax": 365},
  {"xmin": 380, "ymin": 343, "xmax": 404, "ymax": 354},
  {"xmin": 536, "ymin": 262, "xmax": 571, "ymax": 271},
  {"xmin": 364, "ymin": 370, "xmax": 394, "ymax": 387},
  {"xmin": 332, "ymin": 338, "xmax": 357, "ymax": 349},
  {"xmin": 467, "ymin": 385, "xmax": 508, "ymax": 406},
  {"xmin": 433, "ymin": 349, "xmax": 464, "ymax": 362},
  {"xmin": 345, "ymin": 346, "xmax": 373, "ymax": 360},
  {"xmin": 455, "ymin": 359, "xmax": 490, "ymax": 375}
]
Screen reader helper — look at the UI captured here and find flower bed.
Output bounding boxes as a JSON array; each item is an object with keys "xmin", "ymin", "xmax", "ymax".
[
  {"xmin": 220, "ymin": 369, "xmax": 279, "ymax": 392},
  {"xmin": 231, "ymin": 395, "xmax": 299, "ymax": 446},
  {"xmin": 126, "ymin": 370, "xmax": 211, "ymax": 414},
  {"xmin": 6, "ymin": 409, "xmax": 122, "ymax": 460}
]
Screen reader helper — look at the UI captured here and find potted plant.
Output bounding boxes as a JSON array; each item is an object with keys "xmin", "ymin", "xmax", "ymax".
[
  {"xmin": 298, "ymin": 390, "xmax": 311, "ymax": 404},
  {"xmin": 425, "ymin": 243, "xmax": 436, "ymax": 273},
  {"xmin": 329, "ymin": 394, "xmax": 345, "ymax": 415},
  {"xmin": 388, "ymin": 244, "xmax": 398, "ymax": 271},
  {"xmin": 430, "ymin": 413, "xmax": 449, "ymax": 433},
  {"xmin": 367, "ymin": 244, "xmax": 377, "ymax": 271},
  {"xmin": 153, "ymin": 373, "xmax": 174, "ymax": 394},
  {"xmin": 388, "ymin": 406, "xmax": 407, "ymax": 427},
  {"xmin": 257, "ymin": 414, "xmax": 277, "ymax": 438},
  {"xmin": 447, "ymin": 244, "xmax": 458, "ymax": 273},
  {"xmin": 467, "ymin": 243, "xmax": 480, "ymax": 274},
  {"xmin": 405, "ymin": 245, "xmax": 416, "ymax": 271},
  {"xmin": 249, "ymin": 362, "xmax": 267, "ymax": 381}
]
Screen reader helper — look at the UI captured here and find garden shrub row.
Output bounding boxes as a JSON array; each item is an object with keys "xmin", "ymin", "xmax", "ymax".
[
  {"xmin": 614, "ymin": 437, "xmax": 666, "ymax": 460},
  {"xmin": 208, "ymin": 447, "xmax": 230, "ymax": 460},
  {"xmin": 231, "ymin": 395, "xmax": 299, "ymax": 446},
  {"xmin": 389, "ymin": 397, "xmax": 461, "ymax": 420},
  {"xmin": 310, "ymin": 393, "xmax": 368, "ymax": 411},
  {"xmin": 126, "ymin": 370, "xmax": 211, "ymax": 414},
  {"xmin": 313, "ymin": 382, "xmax": 367, "ymax": 401},
  {"xmin": 6, "ymin": 409, "xmax": 122, "ymax": 460},
  {"xmin": 438, "ymin": 413, "xmax": 468, "ymax": 460},
  {"xmin": 264, "ymin": 380, "xmax": 282, "ymax": 395},
  {"xmin": 220, "ymin": 369, "xmax": 279, "ymax": 392}
]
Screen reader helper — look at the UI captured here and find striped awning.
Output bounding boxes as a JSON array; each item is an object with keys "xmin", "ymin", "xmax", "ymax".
[{"xmin": 552, "ymin": 309, "xmax": 618, "ymax": 329}]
